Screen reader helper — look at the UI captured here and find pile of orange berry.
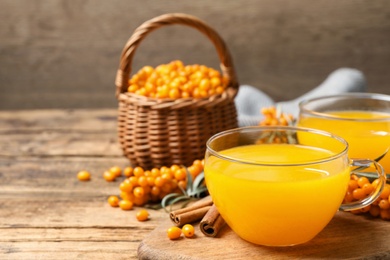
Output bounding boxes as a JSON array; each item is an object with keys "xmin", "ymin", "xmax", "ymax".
[
  {"xmin": 127, "ymin": 60, "xmax": 228, "ymax": 99},
  {"xmin": 106, "ymin": 160, "xmax": 204, "ymax": 211},
  {"xmin": 259, "ymin": 106, "xmax": 294, "ymax": 126},
  {"xmin": 256, "ymin": 106, "xmax": 295, "ymax": 144},
  {"xmin": 344, "ymin": 174, "xmax": 390, "ymax": 220}
]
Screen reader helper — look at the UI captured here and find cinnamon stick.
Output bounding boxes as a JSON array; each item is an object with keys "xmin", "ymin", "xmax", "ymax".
[
  {"xmin": 169, "ymin": 196, "xmax": 213, "ymax": 226},
  {"xmin": 200, "ymin": 204, "xmax": 226, "ymax": 237}
]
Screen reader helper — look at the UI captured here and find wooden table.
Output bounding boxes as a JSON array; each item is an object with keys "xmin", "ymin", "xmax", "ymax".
[
  {"xmin": 0, "ymin": 109, "xmax": 167, "ymax": 259},
  {"xmin": 2, "ymin": 109, "xmax": 390, "ymax": 260}
]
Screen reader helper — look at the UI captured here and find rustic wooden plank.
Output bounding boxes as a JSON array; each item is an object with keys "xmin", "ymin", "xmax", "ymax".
[
  {"xmin": 0, "ymin": 130, "xmax": 122, "ymax": 157},
  {"xmin": 0, "ymin": 157, "xmax": 166, "ymax": 228},
  {"xmin": 0, "ymin": 109, "xmax": 123, "ymax": 157},
  {"xmin": 0, "ymin": 109, "xmax": 118, "ymax": 131},
  {"xmin": 0, "ymin": 241, "xmax": 139, "ymax": 260},
  {"xmin": 0, "ymin": 156, "xmax": 165, "ymax": 260}
]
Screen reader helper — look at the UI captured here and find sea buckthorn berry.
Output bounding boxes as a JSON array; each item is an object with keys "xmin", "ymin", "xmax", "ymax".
[
  {"xmin": 119, "ymin": 200, "xmax": 133, "ymax": 211},
  {"xmin": 350, "ymin": 174, "xmax": 359, "ymax": 181},
  {"xmin": 133, "ymin": 187, "xmax": 145, "ymax": 198},
  {"xmin": 371, "ymin": 178, "xmax": 380, "ymax": 188},
  {"xmin": 128, "ymin": 176, "xmax": 139, "ymax": 186},
  {"xmin": 167, "ymin": 226, "xmax": 182, "ymax": 240},
  {"xmin": 352, "ymin": 188, "xmax": 366, "ymax": 200},
  {"xmin": 151, "ymin": 186, "xmax": 160, "ymax": 196},
  {"xmin": 151, "ymin": 168, "xmax": 160, "ymax": 177},
  {"xmin": 107, "ymin": 195, "xmax": 119, "ymax": 207},
  {"xmin": 170, "ymin": 164, "xmax": 180, "ymax": 172},
  {"xmin": 362, "ymin": 183, "xmax": 374, "ymax": 195},
  {"xmin": 369, "ymin": 205, "xmax": 381, "ymax": 217},
  {"xmin": 123, "ymin": 166, "xmax": 134, "ymax": 177},
  {"xmin": 133, "ymin": 167, "xmax": 144, "ymax": 177},
  {"xmin": 127, "ymin": 61, "xmax": 227, "ymax": 99},
  {"xmin": 146, "ymin": 176, "xmax": 155, "ymax": 186},
  {"xmin": 119, "ymin": 181, "xmax": 133, "ymax": 193},
  {"xmin": 110, "ymin": 166, "xmax": 122, "ymax": 177},
  {"xmin": 348, "ymin": 179, "xmax": 359, "ymax": 192},
  {"xmin": 120, "ymin": 191, "xmax": 134, "ymax": 201},
  {"xmin": 138, "ymin": 176, "xmax": 148, "ymax": 187},
  {"xmin": 182, "ymin": 224, "xmax": 195, "ymax": 238},
  {"xmin": 357, "ymin": 177, "xmax": 369, "ymax": 188},
  {"xmin": 360, "ymin": 205, "xmax": 371, "ymax": 213},
  {"xmin": 343, "ymin": 191, "xmax": 354, "ymax": 203},
  {"xmin": 380, "ymin": 209, "xmax": 390, "ymax": 220},
  {"xmin": 136, "ymin": 209, "xmax": 149, "ymax": 222},
  {"xmin": 178, "ymin": 180, "xmax": 187, "ymax": 190},
  {"xmin": 380, "ymin": 185, "xmax": 390, "ymax": 199},
  {"xmin": 379, "ymin": 199, "xmax": 390, "ymax": 210},
  {"xmin": 77, "ymin": 170, "xmax": 91, "ymax": 181},
  {"xmin": 174, "ymin": 168, "xmax": 187, "ymax": 181},
  {"xmin": 103, "ymin": 171, "xmax": 116, "ymax": 182},
  {"xmin": 154, "ymin": 176, "xmax": 165, "ymax": 187}
]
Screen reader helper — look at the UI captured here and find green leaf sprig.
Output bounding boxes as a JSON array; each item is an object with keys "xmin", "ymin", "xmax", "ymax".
[{"xmin": 160, "ymin": 167, "xmax": 207, "ymax": 213}]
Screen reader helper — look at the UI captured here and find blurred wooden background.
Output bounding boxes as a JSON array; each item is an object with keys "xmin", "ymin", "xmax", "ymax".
[{"xmin": 1, "ymin": 0, "xmax": 389, "ymax": 110}]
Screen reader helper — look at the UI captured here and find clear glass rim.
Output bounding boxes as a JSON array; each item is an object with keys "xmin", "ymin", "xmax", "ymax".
[
  {"xmin": 206, "ymin": 126, "xmax": 349, "ymax": 167},
  {"xmin": 299, "ymin": 92, "xmax": 390, "ymax": 122}
]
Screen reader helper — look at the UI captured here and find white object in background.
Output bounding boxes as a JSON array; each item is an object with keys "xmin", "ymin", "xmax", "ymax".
[{"xmin": 234, "ymin": 68, "xmax": 367, "ymax": 127}]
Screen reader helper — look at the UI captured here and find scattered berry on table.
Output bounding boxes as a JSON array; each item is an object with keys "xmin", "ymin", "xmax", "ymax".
[{"xmin": 77, "ymin": 170, "xmax": 91, "ymax": 181}]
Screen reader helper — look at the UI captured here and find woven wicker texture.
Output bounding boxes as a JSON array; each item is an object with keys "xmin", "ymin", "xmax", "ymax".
[{"xmin": 115, "ymin": 13, "xmax": 239, "ymax": 169}]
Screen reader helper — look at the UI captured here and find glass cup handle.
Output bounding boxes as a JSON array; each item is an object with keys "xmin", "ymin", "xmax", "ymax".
[{"xmin": 339, "ymin": 159, "xmax": 387, "ymax": 211}]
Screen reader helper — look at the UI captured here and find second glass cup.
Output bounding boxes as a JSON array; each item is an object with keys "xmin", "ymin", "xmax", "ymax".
[{"xmin": 298, "ymin": 93, "xmax": 390, "ymax": 173}]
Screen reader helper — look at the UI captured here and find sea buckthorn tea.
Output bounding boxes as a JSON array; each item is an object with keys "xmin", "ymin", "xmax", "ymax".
[
  {"xmin": 298, "ymin": 93, "xmax": 390, "ymax": 173},
  {"xmin": 204, "ymin": 126, "xmax": 386, "ymax": 246}
]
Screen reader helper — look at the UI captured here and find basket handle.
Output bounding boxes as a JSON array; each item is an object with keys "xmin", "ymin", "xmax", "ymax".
[{"xmin": 115, "ymin": 13, "xmax": 239, "ymax": 97}]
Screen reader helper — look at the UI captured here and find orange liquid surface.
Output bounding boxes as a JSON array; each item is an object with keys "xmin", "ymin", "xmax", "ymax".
[
  {"xmin": 205, "ymin": 144, "xmax": 350, "ymax": 246},
  {"xmin": 298, "ymin": 110, "xmax": 390, "ymax": 173}
]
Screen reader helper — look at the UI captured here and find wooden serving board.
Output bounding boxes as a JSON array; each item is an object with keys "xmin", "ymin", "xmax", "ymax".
[{"xmin": 138, "ymin": 211, "xmax": 390, "ymax": 259}]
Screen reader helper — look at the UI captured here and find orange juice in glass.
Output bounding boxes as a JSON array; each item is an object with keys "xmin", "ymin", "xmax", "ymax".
[
  {"xmin": 298, "ymin": 93, "xmax": 390, "ymax": 173},
  {"xmin": 204, "ymin": 126, "xmax": 385, "ymax": 246}
]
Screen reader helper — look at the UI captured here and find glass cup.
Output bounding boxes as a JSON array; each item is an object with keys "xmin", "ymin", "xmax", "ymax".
[
  {"xmin": 204, "ymin": 126, "xmax": 385, "ymax": 246},
  {"xmin": 298, "ymin": 93, "xmax": 390, "ymax": 173}
]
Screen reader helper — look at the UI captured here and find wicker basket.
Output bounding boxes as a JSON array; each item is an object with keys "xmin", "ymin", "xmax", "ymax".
[{"xmin": 115, "ymin": 13, "xmax": 239, "ymax": 169}]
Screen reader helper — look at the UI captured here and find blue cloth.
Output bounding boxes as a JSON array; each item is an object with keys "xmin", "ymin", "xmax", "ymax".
[{"xmin": 234, "ymin": 68, "xmax": 367, "ymax": 127}]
